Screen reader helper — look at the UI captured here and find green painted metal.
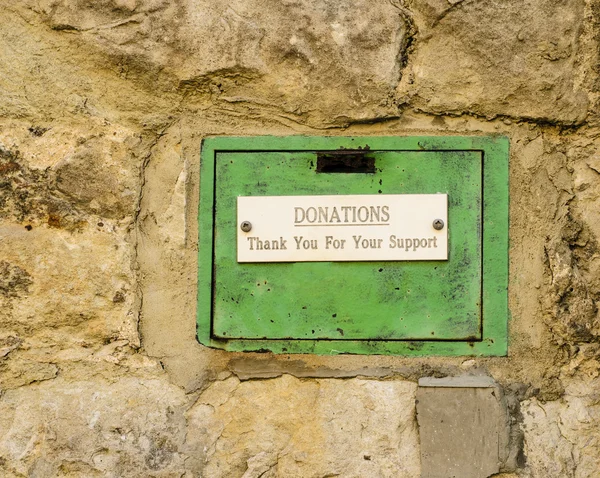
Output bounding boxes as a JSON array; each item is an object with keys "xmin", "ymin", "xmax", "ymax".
[
  {"xmin": 213, "ymin": 151, "xmax": 481, "ymax": 340},
  {"xmin": 198, "ymin": 136, "xmax": 509, "ymax": 356}
]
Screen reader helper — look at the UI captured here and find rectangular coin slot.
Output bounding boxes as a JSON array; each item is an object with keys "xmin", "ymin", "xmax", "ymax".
[{"xmin": 316, "ymin": 151, "xmax": 375, "ymax": 173}]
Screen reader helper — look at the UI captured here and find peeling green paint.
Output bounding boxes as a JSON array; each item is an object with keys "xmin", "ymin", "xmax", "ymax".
[{"xmin": 198, "ymin": 136, "xmax": 509, "ymax": 356}]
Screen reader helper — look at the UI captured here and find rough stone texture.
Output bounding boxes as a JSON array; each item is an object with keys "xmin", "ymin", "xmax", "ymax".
[
  {"xmin": 0, "ymin": 372, "xmax": 189, "ymax": 477},
  {"xmin": 399, "ymin": 0, "xmax": 590, "ymax": 124},
  {"xmin": 2, "ymin": 0, "xmax": 600, "ymax": 476},
  {"xmin": 521, "ymin": 376, "xmax": 600, "ymax": 478},
  {"xmin": 185, "ymin": 375, "xmax": 419, "ymax": 477}
]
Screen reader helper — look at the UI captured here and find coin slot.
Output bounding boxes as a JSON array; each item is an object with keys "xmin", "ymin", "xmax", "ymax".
[{"xmin": 316, "ymin": 151, "xmax": 375, "ymax": 173}]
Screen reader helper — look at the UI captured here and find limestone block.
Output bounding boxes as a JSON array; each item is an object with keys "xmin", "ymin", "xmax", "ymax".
[
  {"xmin": 0, "ymin": 376, "xmax": 189, "ymax": 477},
  {"xmin": 185, "ymin": 375, "xmax": 420, "ymax": 477},
  {"xmin": 0, "ymin": 122, "xmax": 140, "ymax": 224},
  {"xmin": 402, "ymin": 0, "xmax": 588, "ymax": 124},
  {"xmin": 0, "ymin": 122, "xmax": 140, "ymax": 357},
  {"xmin": 522, "ymin": 378, "xmax": 600, "ymax": 478},
  {"xmin": 0, "ymin": 224, "xmax": 137, "ymax": 352},
  {"xmin": 14, "ymin": 0, "xmax": 409, "ymax": 125}
]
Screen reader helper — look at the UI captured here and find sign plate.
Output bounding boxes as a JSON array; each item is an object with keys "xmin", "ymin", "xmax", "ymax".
[{"xmin": 237, "ymin": 194, "xmax": 448, "ymax": 262}]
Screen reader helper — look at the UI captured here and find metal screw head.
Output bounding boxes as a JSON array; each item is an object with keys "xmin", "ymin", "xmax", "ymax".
[
  {"xmin": 432, "ymin": 219, "xmax": 445, "ymax": 230},
  {"xmin": 240, "ymin": 221, "xmax": 252, "ymax": 232}
]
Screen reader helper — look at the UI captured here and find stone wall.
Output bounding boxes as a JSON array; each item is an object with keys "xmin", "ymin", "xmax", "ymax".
[{"xmin": 1, "ymin": 0, "xmax": 600, "ymax": 476}]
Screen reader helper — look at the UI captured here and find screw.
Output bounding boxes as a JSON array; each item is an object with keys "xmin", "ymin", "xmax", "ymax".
[
  {"xmin": 240, "ymin": 221, "xmax": 252, "ymax": 232},
  {"xmin": 433, "ymin": 219, "xmax": 444, "ymax": 230}
]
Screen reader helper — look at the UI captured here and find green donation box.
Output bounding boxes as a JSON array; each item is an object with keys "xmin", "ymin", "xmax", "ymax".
[{"xmin": 197, "ymin": 136, "xmax": 509, "ymax": 355}]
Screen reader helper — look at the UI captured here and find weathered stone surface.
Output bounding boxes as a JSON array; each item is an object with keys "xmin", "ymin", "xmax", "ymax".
[
  {"xmin": 53, "ymin": 136, "xmax": 139, "ymax": 220},
  {"xmin": 1, "ymin": 0, "xmax": 600, "ymax": 476},
  {"xmin": 7, "ymin": 0, "xmax": 410, "ymax": 127},
  {"xmin": 0, "ymin": 121, "xmax": 141, "ymax": 224},
  {"xmin": 399, "ymin": 0, "xmax": 589, "ymax": 124},
  {"xmin": 522, "ymin": 377, "xmax": 600, "ymax": 478},
  {"xmin": 0, "ymin": 223, "xmax": 137, "ymax": 351},
  {"xmin": 525, "ymin": 135, "xmax": 600, "ymax": 345},
  {"xmin": 0, "ymin": 261, "xmax": 32, "ymax": 299},
  {"xmin": 0, "ymin": 374, "xmax": 189, "ymax": 477},
  {"xmin": 185, "ymin": 375, "xmax": 420, "ymax": 477}
]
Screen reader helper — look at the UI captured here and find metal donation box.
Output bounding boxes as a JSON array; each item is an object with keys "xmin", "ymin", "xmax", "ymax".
[{"xmin": 197, "ymin": 136, "xmax": 508, "ymax": 355}]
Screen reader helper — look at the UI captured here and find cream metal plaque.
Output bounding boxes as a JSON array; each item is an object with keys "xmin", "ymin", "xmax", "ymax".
[{"xmin": 237, "ymin": 194, "xmax": 448, "ymax": 263}]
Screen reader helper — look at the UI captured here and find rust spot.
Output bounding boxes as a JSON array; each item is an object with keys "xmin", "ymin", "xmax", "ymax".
[
  {"xmin": 0, "ymin": 161, "xmax": 19, "ymax": 175},
  {"xmin": 47, "ymin": 213, "xmax": 61, "ymax": 228}
]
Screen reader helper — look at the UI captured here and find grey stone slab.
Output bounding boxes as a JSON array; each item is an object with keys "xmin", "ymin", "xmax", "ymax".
[{"xmin": 417, "ymin": 378, "xmax": 509, "ymax": 478}]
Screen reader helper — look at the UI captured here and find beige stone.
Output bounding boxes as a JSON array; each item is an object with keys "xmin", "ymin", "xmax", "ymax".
[
  {"xmin": 522, "ymin": 378, "xmax": 600, "ymax": 478},
  {"xmin": 400, "ymin": 0, "xmax": 589, "ymax": 124},
  {"xmin": 0, "ymin": 374, "xmax": 189, "ymax": 477},
  {"xmin": 0, "ymin": 223, "xmax": 137, "ymax": 352},
  {"xmin": 185, "ymin": 375, "xmax": 420, "ymax": 477}
]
